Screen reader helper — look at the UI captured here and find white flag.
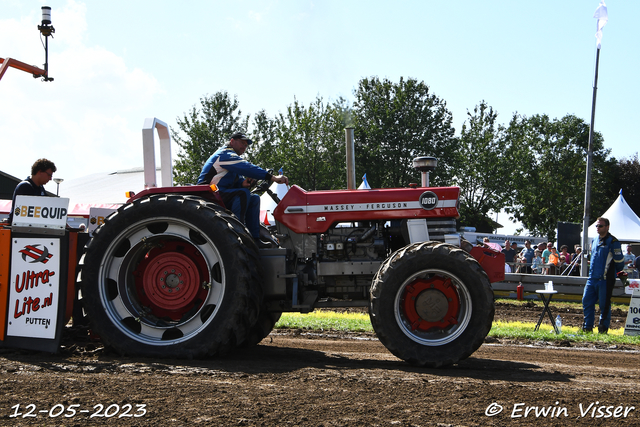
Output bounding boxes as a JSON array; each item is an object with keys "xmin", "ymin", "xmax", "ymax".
[
  {"xmin": 358, "ymin": 173, "xmax": 371, "ymax": 190},
  {"xmin": 593, "ymin": 0, "xmax": 608, "ymax": 49}
]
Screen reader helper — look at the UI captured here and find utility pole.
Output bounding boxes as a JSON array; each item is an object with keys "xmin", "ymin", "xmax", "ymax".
[{"xmin": 581, "ymin": 1, "xmax": 608, "ymax": 276}]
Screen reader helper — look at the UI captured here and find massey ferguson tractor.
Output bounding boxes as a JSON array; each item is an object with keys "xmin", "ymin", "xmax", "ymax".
[
  {"xmin": 1, "ymin": 145, "xmax": 504, "ymax": 369},
  {"xmin": 2, "ymin": 10, "xmax": 503, "ymax": 366}
]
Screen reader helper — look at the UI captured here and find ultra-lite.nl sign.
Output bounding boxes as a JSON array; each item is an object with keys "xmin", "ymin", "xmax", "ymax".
[{"xmin": 7, "ymin": 237, "xmax": 60, "ymax": 339}]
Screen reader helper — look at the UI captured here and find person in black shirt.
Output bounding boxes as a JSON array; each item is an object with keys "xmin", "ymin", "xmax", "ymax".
[{"xmin": 9, "ymin": 158, "xmax": 56, "ymax": 223}]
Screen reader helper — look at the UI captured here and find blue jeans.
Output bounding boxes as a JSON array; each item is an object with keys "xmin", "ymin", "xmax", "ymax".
[
  {"xmin": 223, "ymin": 188, "xmax": 261, "ymax": 239},
  {"xmin": 582, "ymin": 278, "xmax": 611, "ymax": 329}
]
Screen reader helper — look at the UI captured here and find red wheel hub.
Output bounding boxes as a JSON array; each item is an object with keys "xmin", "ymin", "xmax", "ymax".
[
  {"xmin": 134, "ymin": 241, "xmax": 209, "ymax": 320},
  {"xmin": 401, "ymin": 275, "xmax": 460, "ymax": 332}
]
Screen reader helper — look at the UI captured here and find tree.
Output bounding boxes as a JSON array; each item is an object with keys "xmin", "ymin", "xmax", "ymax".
[
  {"xmin": 333, "ymin": 96, "xmax": 354, "ymax": 128},
  {"xmin": 245, "ymin": 109, "xmax": 280, "ymax": 172},
  {"xmin": 246, "ymin": 97, "xmax": 347, "ymax": 190},
  {"xmin": 172, "ymin": 92, "xmax": 249, "ymax": 185},
  {"xmin": 613, "ymin": 153, "xmax": 640, "ymax": 216},
  {"xmin": 505, "ymin": 114, "xmax": 617, "ymax": 240},
  {"xmin": 270, "ymin": 97, "xmax": 346, "ymax": 190},
  {"xmin": 352, "ymin": 77, "xmax": 457, "ymax": 189},
  {"xmin": 453, "ymin": 102, "xmax": 519, "ymax": 232}
]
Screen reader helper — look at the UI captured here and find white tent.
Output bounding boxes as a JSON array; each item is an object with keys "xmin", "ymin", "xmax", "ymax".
[
  {"xmin": 259, "ymin": 182, "xmax": 289, "ymax": 225},
  {"xmin": 587, "ymin": 191, "xmax": 640, "ymax": 243}
]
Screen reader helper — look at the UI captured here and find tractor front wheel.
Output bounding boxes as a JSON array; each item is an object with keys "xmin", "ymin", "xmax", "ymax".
[{"xmin": 370, "ymin": 242, "xmax": 494, "ymax": 367}]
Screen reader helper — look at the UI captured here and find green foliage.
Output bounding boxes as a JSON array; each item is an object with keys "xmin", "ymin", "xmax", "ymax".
[
  {"xmin": 249, "ymin": 97, "xmax": 347, "ymax": 190},
  {"xmin": 613, "ymin": 153, "xmax": 640, "ymax": 216},
  {"xmin": 169, "ymin": 79, "xmax": 629, "ymax": 239},
  {"xmin": 454, "ymin": 102, "xmax": 518, "ymax": 232},
  {"xmin": 245, "ymin": 109, "xmax": 280, "ymax": 172},
  {"xmin": 334, "ymin": 96, "xmax": 355, "ymax": 128},
  {"xmin": 505, "ymin": 114, "xmax": 617, "ymax": 240},
  {"xmin": 352, "ymin": 76, "xmax": 457, "ymax": 188},
  {"xmin": 172, "ymin": 92, "xmax": 249, "ymax": 185}
]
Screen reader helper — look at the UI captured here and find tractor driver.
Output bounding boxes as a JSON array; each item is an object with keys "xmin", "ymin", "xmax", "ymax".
[
  {"xmin": 8, "ymin": 158, "xmax": 57, "ymax": 224},
  {"xmin": 197, "ymin": 132, "xmax": 288, "ymax": 248}
]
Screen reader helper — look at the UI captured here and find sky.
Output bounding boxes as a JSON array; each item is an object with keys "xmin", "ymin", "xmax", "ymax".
[{"xmin": 2, "ymin": 0, "xmax": 639, "ymax": 233}]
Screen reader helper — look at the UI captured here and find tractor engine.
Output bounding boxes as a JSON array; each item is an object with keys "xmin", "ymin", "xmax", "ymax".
[
  {"xmin": 270, "ymin": 183, "xmax": 462, "ymax": 306},
  {"xmin": 319, "ymin": 222, "xmax": 387, "ymax": 261}
]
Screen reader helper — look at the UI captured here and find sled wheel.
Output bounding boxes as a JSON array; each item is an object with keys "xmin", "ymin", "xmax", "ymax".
[
  {"xmin": 80, "ymin": 194, "xmax": 262, "ymax": 358},
  {"xmin": 370, "ymin": 242, "xmax": 494, "ymax": 367}
]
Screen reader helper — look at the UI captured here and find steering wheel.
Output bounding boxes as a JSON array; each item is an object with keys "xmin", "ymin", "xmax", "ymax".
[{"xmin": 251, "ymin": 169, "xmax": 281, "ymax": 204}]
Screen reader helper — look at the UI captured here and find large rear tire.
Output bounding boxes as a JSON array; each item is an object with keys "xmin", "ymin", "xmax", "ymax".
[
  {"xmin": 241, "ymin": 224, "xmax": 281, "ymax": 346},
  {"xmin": 242, "ymin": 307, "xmax": 282, "ymax": 346},
  {"xmin": 369, "ymin": 242, "xmax": 494, "ymax": 368},
  {"xmin": 80, "ymin": 194, "xmax": 263, "ymax": 358}
]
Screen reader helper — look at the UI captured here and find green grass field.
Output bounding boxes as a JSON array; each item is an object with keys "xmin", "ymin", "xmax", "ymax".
[
  {"xmin": 274, "ymin": 302, "xmax": 640, "ymax": 346},
  {"xmin": 276, "ymin": 310, "xmax": 373, "ymax": 332}
]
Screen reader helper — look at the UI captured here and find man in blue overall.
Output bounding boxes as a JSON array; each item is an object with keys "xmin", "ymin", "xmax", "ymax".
[
  {"xmin": 582, "ymin": 217, "xmax": 627, "ymax": 334},
  {"xmin": 197, "ymin": 132, "xmax": 288, "ymax": 248}
]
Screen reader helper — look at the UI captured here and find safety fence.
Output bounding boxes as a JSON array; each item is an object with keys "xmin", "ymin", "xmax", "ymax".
[{"xmin": 492, "ymin": 273, "xmax": 633, "ymax": 303}]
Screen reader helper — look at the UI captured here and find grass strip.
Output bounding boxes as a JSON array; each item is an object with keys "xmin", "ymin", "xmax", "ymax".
[
  {"xmin": 495, "ymin": 297, "xmax": 630, "ymax": 311},
  {"xmin": 275, "ymin": 310, "xmax": 373, "ymax": 332},
  {"xmin": 275, "ymin": 310, "xmax": 640, "ymax": 346},
  {"xmin": 490, "ymin": 320, "xmax": 640, "ymax": 346}
]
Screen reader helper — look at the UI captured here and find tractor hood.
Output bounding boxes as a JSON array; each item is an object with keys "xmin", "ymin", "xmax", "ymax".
[{"xmin": 273, "ymin": 185, "xmax": 460, "ymax": 234}]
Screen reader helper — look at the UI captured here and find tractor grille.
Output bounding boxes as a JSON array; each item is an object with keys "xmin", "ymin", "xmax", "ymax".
[{"xmin": 426, "ymin": 218, "xmax": 457, "ymax": 241}]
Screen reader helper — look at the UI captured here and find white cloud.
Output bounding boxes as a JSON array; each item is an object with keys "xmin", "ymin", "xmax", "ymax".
[
  {"xmin": 248, "ymin": 11, "xmax": 263, "ymax": 22},
  {"xmin": 1, "ymin": 16, "xmax": 42, "ymax": 61},
  {"xmin": 54, "ymin": 0, "xmax": 88, "ymax": 47},
  {"xmin": 0, "ymin": 0, "xmax": 161, "ymax": 188}
]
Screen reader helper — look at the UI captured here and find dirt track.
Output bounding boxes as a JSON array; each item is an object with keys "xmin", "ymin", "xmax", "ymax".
[{"xmin": 1, "ymin": 303, "xmax": 639, "ymax": 426}]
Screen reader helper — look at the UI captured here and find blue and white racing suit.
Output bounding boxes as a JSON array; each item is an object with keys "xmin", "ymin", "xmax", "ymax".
[
  {"xmin": 582, "ymin": 233, "xmax": 625, "ymax": 329},
  {"xmin": 197, "ymin": 146, "xmax": 274, "ymax": 238}
]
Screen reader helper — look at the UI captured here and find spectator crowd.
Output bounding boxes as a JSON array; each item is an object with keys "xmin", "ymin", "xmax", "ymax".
[{"xmin": 492, "ymin": 239, "xmax": 639, "ymax": 278}]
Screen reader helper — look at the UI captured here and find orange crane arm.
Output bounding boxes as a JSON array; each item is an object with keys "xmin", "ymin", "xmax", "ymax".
[{"xmin": 0, "ymin": 57, "xmax": 47, "ymax": 82}]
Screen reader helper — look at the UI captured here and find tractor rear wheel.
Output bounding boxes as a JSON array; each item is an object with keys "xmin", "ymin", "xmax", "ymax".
[
  {"xmin": 80, "ymin": 194, "xmax": 263, "ymax": 358},
  {"xmin": 242, "ymin": 307, "xmax": 282, "ymax": 347},
  {"xmin": 369, "ymin": 242, "xmax": 494, "ymax": 368}
]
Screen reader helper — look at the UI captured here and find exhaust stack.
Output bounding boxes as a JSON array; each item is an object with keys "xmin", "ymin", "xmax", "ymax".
[
  {"xmin": 413, "ymin": 156, "xmax": 437, "ymax": 187},
  {"xmin": 345, "ymin": 127, "xmax": 356, "ymax": 189}
]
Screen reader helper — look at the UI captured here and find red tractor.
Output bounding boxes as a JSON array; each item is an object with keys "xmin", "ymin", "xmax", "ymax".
[
  {"xmin": 74, "ymin": 158, "xmax": 504, "ymax": 367},
  {"xmin": 2, "ymin": 8, "xmax": 503, "ymax": 366}
]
